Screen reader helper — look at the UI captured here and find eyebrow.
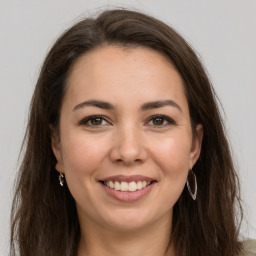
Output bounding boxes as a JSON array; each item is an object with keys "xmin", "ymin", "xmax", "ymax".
[
  {"xmin": 73, "ymin": 99, "xmax": 182, "ymax": 112},
  {"xmin": 140, "ymin": 100, "xmax": 182, "ymax": 112},
  {"xmin": 73, "ymin": 100, "xmax": 115, "ymax": 111}
]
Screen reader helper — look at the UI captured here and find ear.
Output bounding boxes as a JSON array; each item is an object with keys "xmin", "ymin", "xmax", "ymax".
[
  {"xmin": 50, "ymin": 125, "xmax": 65, "ymax": 173},
  {"xmin": 189, "ymin": 124, "xmax": 203, "ymax": 168}
]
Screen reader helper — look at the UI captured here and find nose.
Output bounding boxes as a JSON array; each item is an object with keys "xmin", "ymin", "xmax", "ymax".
[{"xmin": 109, "ymin": 125, "xmax": 148, "ymax": 165}]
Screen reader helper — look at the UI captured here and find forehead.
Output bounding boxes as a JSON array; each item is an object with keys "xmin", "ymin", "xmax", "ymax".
[
  {"xmin": 67, "ymin": 45, "xmax": 178, "ymax": 83},
  {"xmin": 64, "ymin": 45, "xmax": 188, "ymax": 111}
]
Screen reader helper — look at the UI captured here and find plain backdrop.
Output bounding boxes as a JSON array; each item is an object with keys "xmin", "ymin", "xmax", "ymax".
[{"xmin": 0, "ymin": 0, "xmax": 255, "ymax": 254}]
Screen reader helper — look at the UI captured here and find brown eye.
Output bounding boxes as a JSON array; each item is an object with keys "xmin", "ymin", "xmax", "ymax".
[
  {"xmin": 79, "ymin": 115, "xmax": 109, "ymax": 127},
  {"xmin": 146, "ymin": 115, "xmax": 176, "ymax": 127},
  {"xmin": 152, "ymin": 117, "xmax": 164, "ymax": 125},
  {"xmin": 90, "ymin": 117, "xmax": 103, "ymax": 126}
]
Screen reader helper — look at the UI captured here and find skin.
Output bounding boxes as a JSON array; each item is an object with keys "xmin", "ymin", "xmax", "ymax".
[{"xmin": 52, "ymin": 46, "xmax": 203, "ymax": 256}]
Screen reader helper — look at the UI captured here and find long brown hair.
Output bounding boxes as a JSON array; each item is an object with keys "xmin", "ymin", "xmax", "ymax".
[{"xmin": 11, "ymin": 9, "xmax": 243, "ymax": 256}]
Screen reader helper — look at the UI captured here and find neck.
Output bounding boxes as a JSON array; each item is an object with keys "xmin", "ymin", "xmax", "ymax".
[{"xmin": 77, "ymin": 212, "xmax": 175, "ymax": 256}]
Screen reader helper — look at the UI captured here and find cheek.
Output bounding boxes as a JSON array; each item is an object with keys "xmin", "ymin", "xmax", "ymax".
[
  {"xmin": 150, "ymin": 134, "xmax": 191, "ymax": 173},
  {"xmin": 149, "ymin": 136, "xmax": 191, "ymax": 206},
  {"xmin": 148, "ymin": 133, "xmax": 191, "ymax": 199},
  {"xmin": 60, "ymin": 132, "xmax": 109, "ymax": 177},
  {"xmin": 60, "ymin": 134, "xmax": 110, "ymax": 211}
]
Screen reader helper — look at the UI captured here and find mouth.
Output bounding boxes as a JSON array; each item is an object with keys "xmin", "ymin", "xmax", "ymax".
[{"xmin": 98, "ymin": 175, "xmax": 157, "ymax": 201}]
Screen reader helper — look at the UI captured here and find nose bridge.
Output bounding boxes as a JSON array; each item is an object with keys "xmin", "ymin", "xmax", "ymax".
[{"xmin": 110, "ymin": 121, "xmax": 147, "ymax": 164}]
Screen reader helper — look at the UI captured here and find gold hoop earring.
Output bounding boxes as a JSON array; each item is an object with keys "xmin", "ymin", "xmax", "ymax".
[
  {"xmin": 186, "ymin": 169, "xmax": 197, "ymax": 200},
  {"xmin": 59, "ymin": 172, "xmax": 65, "ymax": 187}
]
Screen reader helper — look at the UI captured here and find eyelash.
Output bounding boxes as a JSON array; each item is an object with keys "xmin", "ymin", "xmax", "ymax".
[
  {"xmin": 146, "ymin": 115, "xmax": 177, "ymax": 127},
  {"xmin": 78, "ymin": 114, "xmax": 176, "ymax": 128},
  {"xmin": 78, "ymin": 115, "xmax": 109, "ymax": 127}
]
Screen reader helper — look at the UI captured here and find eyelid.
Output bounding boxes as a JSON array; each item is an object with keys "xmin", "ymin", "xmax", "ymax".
[
  {"xmin": 78, "ymin": 114, "xmax": 176, "ymax": 127},
  {"xmin": 145, "ymin": 114, "xmax": 177, "ymax": 126},
  {"xmin": 78, "ymin": 115, "xmax": 111, "ymax": 127}
]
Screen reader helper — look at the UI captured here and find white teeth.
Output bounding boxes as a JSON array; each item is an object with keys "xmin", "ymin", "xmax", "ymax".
[
  {"xmin": 120, "ymin": 181, "xmax": 128, "ymax": 191},
  {"xmin": 114, "ymin": 181, "xmax": 121, "ymax": 190},
  {"xmin": 109, "ymin": 181, "xmax": 114, "ymax": 188},
  {"xmin": 137, "ymin": 181, "xmax": 142, "ymax": 189},
  {"xmin": 104, "ymin": 180, "xmax": 152, "ymax": 191},
  {"xmin": 129, "ymin": 181, "xmax": 137, "ymax": 192}
]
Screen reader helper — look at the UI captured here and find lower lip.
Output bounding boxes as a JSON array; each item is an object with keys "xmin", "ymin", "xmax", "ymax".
[{"xmin": 100, "ymin": 182, "xmax": 155, "ymax": 202}]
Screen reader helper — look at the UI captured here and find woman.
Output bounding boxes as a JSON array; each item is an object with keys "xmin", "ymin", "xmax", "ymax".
[{"xmin": 10, "ymin": 9, "xmax": 256, "ymax": 256}]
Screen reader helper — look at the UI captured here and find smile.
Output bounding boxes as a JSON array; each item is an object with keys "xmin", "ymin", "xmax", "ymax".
[
  {"xmin": 104, "ymin": 180, "xmax": 151, "ymax": 192},
  {"xmin": 99, "ymin": 175, "xmax": 157, "ymax": 202}
]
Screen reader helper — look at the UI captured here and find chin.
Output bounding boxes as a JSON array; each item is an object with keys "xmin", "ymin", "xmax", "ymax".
[{"xmin": 100, "ymin": 208, "xmax": 160, "ymax": 231}]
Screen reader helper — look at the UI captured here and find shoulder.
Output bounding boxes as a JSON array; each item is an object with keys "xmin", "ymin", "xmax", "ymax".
[{"xmin": 239, "ymin": 239, "xmax": 256, "ymax": 256}]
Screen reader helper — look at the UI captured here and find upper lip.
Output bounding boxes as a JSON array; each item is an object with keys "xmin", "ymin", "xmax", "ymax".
[{"xmin": 99, "ymin": 175, "xmax": 156, "ymax": 183}]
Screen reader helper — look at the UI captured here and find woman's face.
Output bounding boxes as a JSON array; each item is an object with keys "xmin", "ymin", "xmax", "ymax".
[{"xmin": 52, "ymin": 46, "xmax": 203, "ymax": 231}]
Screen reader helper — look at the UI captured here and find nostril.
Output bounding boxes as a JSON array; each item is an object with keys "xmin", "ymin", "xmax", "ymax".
[{"xmin": 109, "ymin": 139, "xmax": 148, "ymax": 165}]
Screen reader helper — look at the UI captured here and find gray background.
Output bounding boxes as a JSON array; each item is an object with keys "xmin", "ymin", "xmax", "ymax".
[{"xmin": 0, "ymin": 0, "xmax": 255, "ymax": 254}]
